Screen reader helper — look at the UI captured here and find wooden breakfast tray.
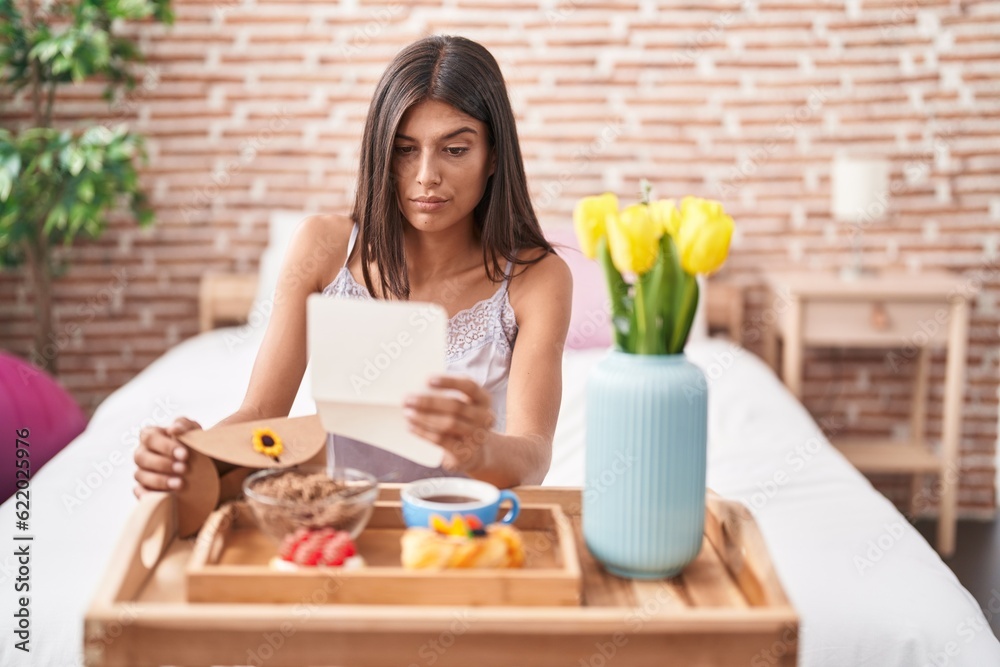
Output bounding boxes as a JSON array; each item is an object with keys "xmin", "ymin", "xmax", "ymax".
[
  {"xmin": 84, "ymin": 486, "xmax": 799, "ymax": 667},
  {"xmin": 186, "ymin": 500, "xmax": 581, "ymax": 606}
]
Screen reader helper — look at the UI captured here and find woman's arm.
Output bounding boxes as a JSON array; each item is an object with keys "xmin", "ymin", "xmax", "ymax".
[
  {"xmin": 134, "ymin": 214, "xmax": 354, "ymax": 491},
  {"xmin": 404, "ymin": 250, "xmax": 572, "ymax": 487},
  {"xmin": 471, "ymin": 251, "xmax": 573, "ymax": 486},
  {"xmin": 235, "ymin": 214, "xmax": 353, "ymax": 421},
  {"xmin": 209, "ymin": 214, "xmax": 355, "ymax": 475}
]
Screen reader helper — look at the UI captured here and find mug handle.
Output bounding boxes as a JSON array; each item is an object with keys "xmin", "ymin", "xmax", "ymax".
[{"xmin": 497, "ymin": 490, "xmax": 520, "ymax": 524}]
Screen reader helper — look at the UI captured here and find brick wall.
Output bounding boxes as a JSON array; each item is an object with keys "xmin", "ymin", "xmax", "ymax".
[{"xmin": 1, "ymin": 0, "xmax": 997, "ymax": 513}]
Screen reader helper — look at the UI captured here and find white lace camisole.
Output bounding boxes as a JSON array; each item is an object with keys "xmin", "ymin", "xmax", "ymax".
[{"xmin": 320, "ymin": 223, "xmax": 519, "ymax": 481}]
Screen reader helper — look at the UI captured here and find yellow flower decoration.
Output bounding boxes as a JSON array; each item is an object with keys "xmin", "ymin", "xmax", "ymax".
[
  {"xmin": 676, "ymin": 196, "xmax": 734, "ymax": 275},
  {"xmin": 252, "ymin": 427, "xmax": 283, "ymax": 461},
  {"xmin": 573, "ymin": 192, "xmax": 618, "ymax": 259},
  {"xmin": 606, "ymin": 203, "xmax": 662, "ymax": 275}
]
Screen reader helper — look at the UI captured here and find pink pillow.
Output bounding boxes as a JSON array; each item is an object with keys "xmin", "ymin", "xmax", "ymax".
[
  {"xmin": 0, "ymin": 350, "xmax": 88, "ymax": 503},
  {"xmin": 546, "ymin": 227, "xmax": 613, "ymax": 350}
]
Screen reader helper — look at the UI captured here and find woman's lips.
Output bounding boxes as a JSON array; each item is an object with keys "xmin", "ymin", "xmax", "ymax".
[{"xmin": 411, "ymin": 199, "xmax": 449, "ymax": 212}]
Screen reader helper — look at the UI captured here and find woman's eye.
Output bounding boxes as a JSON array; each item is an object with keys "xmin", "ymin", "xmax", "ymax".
[
  {"xmin": 445, "ymin": 147, "xmax": 469, "ymax": 156},
  {"xmin": 394, "ymin": 146, "xmax": 415, "ymax": 155}
]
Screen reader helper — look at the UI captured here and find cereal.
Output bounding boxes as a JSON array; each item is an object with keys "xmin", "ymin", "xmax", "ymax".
[
  {"xmin": 252, "ymin": 471, "xmax": 349, "ymax": 503},
  {"xmin": 244, "ymin": 469, "xmax": 377, "ymax": 541}
]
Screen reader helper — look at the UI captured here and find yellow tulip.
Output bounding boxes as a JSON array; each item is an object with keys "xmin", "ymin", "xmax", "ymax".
[
  {"xmin": 676, "ymin": 197, "xmax": 734, "ymax": 275},
  {"xmin": 648, "ymin": 199, "xmax": 681, "ymax": 237},
  {"xmin": 606, "ymin": 203, "xmax": 662, "ymax": 275},
  {"xmin": 573, "ymin": 192, "xmax": 618, "ymax": 259}
]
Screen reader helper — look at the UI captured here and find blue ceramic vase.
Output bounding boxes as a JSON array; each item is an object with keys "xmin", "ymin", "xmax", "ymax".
[{"xmin": 582, "ymin": 350, "xmax": 708, "ymax": 579}]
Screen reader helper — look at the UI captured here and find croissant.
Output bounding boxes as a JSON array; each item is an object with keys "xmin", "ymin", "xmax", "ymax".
[{"xmin": 401, "ymin": 524, "xmax": 525, "ymax": 570}]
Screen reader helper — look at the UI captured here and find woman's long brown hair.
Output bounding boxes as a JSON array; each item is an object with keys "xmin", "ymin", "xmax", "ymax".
[{"xmin": 350, "ymin": 35, "xmax": 553, "ymax": 301}]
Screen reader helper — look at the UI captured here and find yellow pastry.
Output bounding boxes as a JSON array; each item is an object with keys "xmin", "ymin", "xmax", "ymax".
[{"xmin": 400, "ymin": 515, "xmax": 525, "ymax": 570}]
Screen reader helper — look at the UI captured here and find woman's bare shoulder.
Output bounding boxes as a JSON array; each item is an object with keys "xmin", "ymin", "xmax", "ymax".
[
  {"xmin": 281, "ymin": 213, "xmax": 356, "ymax": 293},
  {"xmin": 508, "ymin": 247, "xmax": 573, "ymax": 317}
]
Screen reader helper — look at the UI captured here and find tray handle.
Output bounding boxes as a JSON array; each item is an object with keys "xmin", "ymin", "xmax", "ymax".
[
  {"xmin": 705, "ymin": 491, "xmax": 792, "ymax": 608},
  {"xmin": 188, "ymin": 501, "xmax": 246, "ymax": 568},
  {"xmin": 92, "ymin": 491, "xmax": 177, "ymax": 607}
]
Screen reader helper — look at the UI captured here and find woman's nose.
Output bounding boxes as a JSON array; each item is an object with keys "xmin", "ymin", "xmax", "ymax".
[{"xmin": 416, "ymin": 153, "xmax": 441, "ymax": 186}]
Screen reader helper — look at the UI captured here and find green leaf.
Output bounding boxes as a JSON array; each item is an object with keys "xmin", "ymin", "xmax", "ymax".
[
  {"xmin": 0, "ymin": 170, "xmax": 11, "ymax": 201},
  {"xmin": 637, "ymin": 261, "xmax": 665, "ymax": 355},
  {"xmin": 82, "ymin": 125, "xmax": 113, "ymax": 144},
  {"xmin": 0, "ymin": 150, "xmax": 21, "ymax": 176},
  {"xmin": 633, "ymin": 276, "xmax": 658, "ymax": 355},
  {"xmin": 59, "ymin": 33, "xmax": 76, "ymax": 59},
  {"xmin": 669, "ymin": 273, "xmax": 700, "ymax": 354},
  {"xmin": 598, "ymin": 236, "xmax": 632, "ymax": 352},
  {"xmin": 77, "ymin": 178, "xmax": 95, "ymax": 202},
  {"xmin": 0, "ymin": 151, "xmax": 20, "ymax": 201},
  {"xmin": 654, "ymin": 233, "xmax": 682, "ymax": 353},
  {"xmin": 43, "ymin": 205, "xmax": 67, "ymax": 234},
  {"xmin": 69, "ymin": 202, "xmax": 88, "ymax": 231},
  {"xmin": 71, "ymin": 58, "xmax": 87, "ymax": 82},
  {"xmin": 51, "ymin": 54, "xmax": 71, "ymax": 75},
  {"xmin": 28, "ymin": 40, "xmax": 60, "ymax": 64},
  {"xmin": 85, "ymin": 150, "xmax": 104, "ymax": 173},
  {"xmin": 62, "ymin": 145, "xmax": 86, "ymax": 176}
]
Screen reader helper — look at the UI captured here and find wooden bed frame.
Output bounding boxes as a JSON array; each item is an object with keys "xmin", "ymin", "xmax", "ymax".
[{"xmin": 199, "ymin": 271, "xmax": 746, "ymax": 342}]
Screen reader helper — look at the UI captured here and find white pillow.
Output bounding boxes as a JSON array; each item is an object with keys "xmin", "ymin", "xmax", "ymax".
[{"xmin": 252, "ymin": 210, "xmax": 310, "ymax": 311}]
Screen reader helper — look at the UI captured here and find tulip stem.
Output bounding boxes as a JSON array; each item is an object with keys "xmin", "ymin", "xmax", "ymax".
[
  {"xmin": 654, "ymin": 233, "xmax": 679, "ymax": 354},
  {"xmin": 635, "ymin": 278, "xmax": 650, "ymax": 354},
  {"xmin": 597, "ymin": 236, "xmax": 630, "ymax": 351},
  {"xmin": 669, "ymin": 272, "xmax": 699, "ymax": 353}
]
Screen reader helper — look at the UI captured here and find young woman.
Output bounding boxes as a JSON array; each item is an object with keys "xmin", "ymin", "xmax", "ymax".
[{"xmin": 133, "ymin": 35, "xmax": 572, "ymax": 494}]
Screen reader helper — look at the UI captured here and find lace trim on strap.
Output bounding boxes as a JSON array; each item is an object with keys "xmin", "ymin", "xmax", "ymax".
[
  {"xmin": 322, "ymin": 267, "xmax": 371, "ymax": 299},
  {"xmin": 447, "ymin": 286, "xmax": 515, "ymax": 361}
]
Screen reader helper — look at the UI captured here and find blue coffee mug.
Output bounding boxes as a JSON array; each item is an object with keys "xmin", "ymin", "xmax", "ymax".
[{"xmin": 401, "ymin": 477, "xmax": 519, "ymax": 528}]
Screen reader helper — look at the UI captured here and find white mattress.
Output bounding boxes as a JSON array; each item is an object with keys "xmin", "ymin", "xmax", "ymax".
[{"xmin": 2, "ymin": 327, "xmax": 998, "ymax": 666}]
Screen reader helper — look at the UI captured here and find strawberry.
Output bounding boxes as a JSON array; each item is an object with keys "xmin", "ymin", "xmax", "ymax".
[
  {"xmin": 279, "ymin": 528, "xmax": 312, "ymax": 561},
  {"xmin": 291, "ymin": 535, "xmax": 316, "ymax": 565},
  {"xmin": 321, "ymin": 538, "xmax": 350, "ymax": 566},
  {"xmin": 279, "ymin": 528, "xmax": 357, "ymax": 567}
]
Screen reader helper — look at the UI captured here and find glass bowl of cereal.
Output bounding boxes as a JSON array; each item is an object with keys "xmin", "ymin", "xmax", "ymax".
[{"xmin": 242, "ymin": 466, "xmax": 378, "ymax": 542}]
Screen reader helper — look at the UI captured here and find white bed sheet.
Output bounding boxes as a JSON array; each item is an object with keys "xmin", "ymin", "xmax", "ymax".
[{"xmin": 2, "ymin": 327, "xmax": 998, "ymax": 666}]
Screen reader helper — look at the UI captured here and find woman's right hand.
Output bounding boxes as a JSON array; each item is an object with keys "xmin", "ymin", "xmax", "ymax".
[{"xmin": 133, "ymin": 417, "xmax": 202, "ymax": 497}]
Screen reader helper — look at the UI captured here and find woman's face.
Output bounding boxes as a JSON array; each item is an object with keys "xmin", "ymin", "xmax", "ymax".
[{"xmin": 392, "ymin": 99, "xmax": 495, "ymax": 233}]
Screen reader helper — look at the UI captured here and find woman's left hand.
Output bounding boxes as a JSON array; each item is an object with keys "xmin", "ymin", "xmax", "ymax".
[{"xmin": 404, "ymin": 374, "xmax": 496, "ymax": 473}]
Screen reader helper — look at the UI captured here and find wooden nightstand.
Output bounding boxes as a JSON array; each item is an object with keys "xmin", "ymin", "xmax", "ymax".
[
  {"xmin": 760, "ymin": 270, "xmax": 976, "ymax": 557},
  {"xmin": 199, "ymin": 272, "xmax": 259, "ymax": 332}
]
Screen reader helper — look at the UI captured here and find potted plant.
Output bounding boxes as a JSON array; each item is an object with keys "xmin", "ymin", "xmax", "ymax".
[
  {"xmin": 574, "ymin": 180, "xmax": 734, "ymax": 579},
  {"xmin": 0, "ymin": 0, "xmax": 173, "ymax": 374}
]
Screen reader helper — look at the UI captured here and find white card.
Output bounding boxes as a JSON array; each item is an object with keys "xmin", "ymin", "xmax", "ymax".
[{"xmin": 306, "ymin": 294, "xmax": 447, "ymax": 468}]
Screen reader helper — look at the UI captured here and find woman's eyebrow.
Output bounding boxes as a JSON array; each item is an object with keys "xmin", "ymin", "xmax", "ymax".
[{"xmin": 395, "ymin": 127, "xmax": 478, "ymax": 142}]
